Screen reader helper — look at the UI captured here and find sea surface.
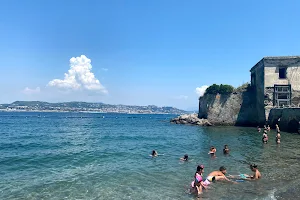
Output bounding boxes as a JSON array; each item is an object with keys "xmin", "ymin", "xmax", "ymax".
[{"xmin": 0, "ymin": 112, "xmax": 300, "ymax": 200}]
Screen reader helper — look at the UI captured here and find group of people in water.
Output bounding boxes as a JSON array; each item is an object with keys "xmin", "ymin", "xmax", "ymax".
[
  {"xmin": 151, "ymin": 144, "xmax": 261, "ymax": 197},
  {"xmin": 191, "ymin": 164, "xmax": 261, "ymax": 196},
  {"xmin": 258, "ymin": 124, "xmax": 281, "ymax": 144},
  {"xmin": 150, "ymin": 125, "xmax": 283, "ymax": 197}
]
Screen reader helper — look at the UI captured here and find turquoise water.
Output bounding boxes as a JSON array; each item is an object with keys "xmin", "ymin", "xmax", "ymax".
[{"xmin": 1, "ymin": 112, "xmax": 300, "ymax": 200}]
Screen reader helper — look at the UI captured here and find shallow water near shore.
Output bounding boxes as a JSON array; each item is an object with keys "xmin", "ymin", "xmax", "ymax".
[{"xmin": 0, "ymin": 112, "xmax": 300, "ymax": 200}]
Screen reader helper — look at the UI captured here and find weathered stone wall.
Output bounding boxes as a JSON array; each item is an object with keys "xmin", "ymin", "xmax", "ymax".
[
  {"xmin": 268, "ymin": 108, "xmax": 300, "ymax": 133},
  {"xmin": 198, "ymin": 91, "xmax": 258, "ymax": 126},
  {"xmin": 251, "ymin": 62, "xmax": 266, "ymax": 125},
  {"xmin": 264, "ymin": 57, "xmax": 300, "ymax": 90}
]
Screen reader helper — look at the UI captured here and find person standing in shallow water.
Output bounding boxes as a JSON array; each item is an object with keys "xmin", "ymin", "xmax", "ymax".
[
  {"xmin": 267, "ymin": 125, "xmax": 271, "ymax": 132},
  {"xmin": 276, "ymin": 124, "xmax": 280, "ymax": 133},
  {"xmin": 276, "ymin": 131, "xmax": 281, "ymax": 144},
  {"xmin": 262, "ymin": 131, "xmax": 268, "ymax": 143}
]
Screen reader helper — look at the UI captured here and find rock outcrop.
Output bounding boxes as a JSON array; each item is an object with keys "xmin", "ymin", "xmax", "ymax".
[
  {"xmin": 198, "ymin": 90, "xmax": 258, "ymax": 126},
  {"xmin": 170, "ymin": 113, "xmax": 212, "ymax": 126}
]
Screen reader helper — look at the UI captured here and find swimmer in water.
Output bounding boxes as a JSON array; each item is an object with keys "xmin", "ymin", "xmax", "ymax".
[
  {"xmin": 151, "ymin": 150, "xmax": 158, "ymax": 157},
  {"xmin": 257, "ymin": 126, "xmax": 261, "ymax": 132},
  {"xmin": 190, "ymin": 165, "xmax": 207, "ymax": 196},
  {"xmin": 223, "ymin": 145, "xmax": 230, "ymax": 154},
  {"xmin": 204, "ymin": 166, "xmax": 236, "ymax": 185},
  {"xmin": 262, "ymin": 131, "xmax": 268, "ymax": 143},
  {"xmin": 245, "ymin": 164, "xmax": 261, "ymax": 180},
  {"xmin": 180, "ymin": 154, "xmax": 189, "ymax": 161},
  {"xmin": 208, "ymin": 146, "xmax": 216, "ymax": 157},
  {"xmin": 267, "ymin": 125, "xmax": 271, "ymax": 132},
  {"xmin": 276, "ymin": 131, "xmax": 281, "ymax": 144}
]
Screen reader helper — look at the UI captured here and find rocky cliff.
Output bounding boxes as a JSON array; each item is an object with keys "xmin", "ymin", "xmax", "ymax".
[
  {"xmin": 268, "ymin": 108, "xmax": 300, "ymax": 133},
  {"xmin": 198, "ymin": 90, "xmax": 258, "ymax": 126}
]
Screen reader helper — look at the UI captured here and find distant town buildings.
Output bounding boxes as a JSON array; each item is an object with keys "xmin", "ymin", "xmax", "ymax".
[{"xmin": 0, "ymin": 101, "xmax": 187, "ymax": 114}]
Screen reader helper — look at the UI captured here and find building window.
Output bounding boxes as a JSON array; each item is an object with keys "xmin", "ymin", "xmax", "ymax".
[{"xmin": 279, "ymin": 68, "xmax": 287, "ymax": 79}]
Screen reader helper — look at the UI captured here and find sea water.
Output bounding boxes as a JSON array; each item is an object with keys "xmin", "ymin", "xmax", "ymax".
[{"xmin": 0, "ymin": 112, "xmax": 300, "ymax": 200}]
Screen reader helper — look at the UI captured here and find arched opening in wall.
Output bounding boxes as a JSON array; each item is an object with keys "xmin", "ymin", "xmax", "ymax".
[{"xmin": 287, "ymin": 119, "xmax": 299, "ymax": 133}]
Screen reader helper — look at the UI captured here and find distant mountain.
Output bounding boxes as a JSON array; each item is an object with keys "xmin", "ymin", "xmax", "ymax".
[{"xmin": 0, "ymin": 101, "xmax": 188, "ymax": 114}]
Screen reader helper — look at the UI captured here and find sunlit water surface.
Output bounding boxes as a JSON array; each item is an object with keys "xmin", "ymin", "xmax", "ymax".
[{"xmin": 0, "ymin": 112, "xmax": 300, "ymax": 200}]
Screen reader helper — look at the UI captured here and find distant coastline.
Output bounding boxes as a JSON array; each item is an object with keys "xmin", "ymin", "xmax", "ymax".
[{"xmin": 0, "ymin": 101, "xmax": 189, "ymax": 115}]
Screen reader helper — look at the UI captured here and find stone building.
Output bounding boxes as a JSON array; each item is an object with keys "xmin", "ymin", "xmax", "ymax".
[
  {"xmin": 251, "ymin": 56, "xmax": 300, "ymax": 106},
  {"xmin": 250, "ymin": 56, "xmax": 300, "ymax": 124}
]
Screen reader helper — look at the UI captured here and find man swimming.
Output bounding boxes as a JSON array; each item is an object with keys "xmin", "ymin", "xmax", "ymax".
[{"xmin": 203, "ymin": 166, "xmax": 236, "ymax": 185}]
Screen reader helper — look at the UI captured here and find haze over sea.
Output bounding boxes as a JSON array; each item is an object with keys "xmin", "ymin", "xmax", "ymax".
[{"xmin": 1, "ymin": 112, "xmax": 300, "ymax": 200}]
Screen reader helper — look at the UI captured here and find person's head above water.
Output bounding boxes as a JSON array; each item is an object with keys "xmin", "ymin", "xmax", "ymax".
[
  {"xmin": 224, "ymin": 145, "xmax": 228, "ymax": 149},
  {"xmin": 219, "ymin": 166, "xmax": 227, "ymax": 174},
  {"xmin": 197, "ymin": 164, "xmax": 204, "ymax": 172},
  {"xmin": 183, "ymin": 154, "xmax": 188, "ymax": 160},
  {"xmin": 250, "ymin": 164, "xmax": 258, "ymax": 171},
  {"xmin": 152, "ymin": 150, "xmax": 157, "ymax": 156}
]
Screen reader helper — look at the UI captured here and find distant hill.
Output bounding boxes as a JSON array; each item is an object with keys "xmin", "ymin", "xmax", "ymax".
[{"xmin": 0, "ymin": 101, "xmax": 188, "ymax": 114}]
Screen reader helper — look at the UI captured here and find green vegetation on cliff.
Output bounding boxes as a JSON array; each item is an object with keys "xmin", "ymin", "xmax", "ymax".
[{"xmin": 205, "ymin": 84, "xmax": 234, "ymax": 94}]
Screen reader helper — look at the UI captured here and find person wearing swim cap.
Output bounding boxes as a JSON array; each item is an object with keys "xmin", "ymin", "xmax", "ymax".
[
  {"xmin": 204, "ymin": 166, "xmax": 237, "ymax": 185},
  {"xmin": 190, "ymin": 165, "xmax": 207, "ymax": 196}
]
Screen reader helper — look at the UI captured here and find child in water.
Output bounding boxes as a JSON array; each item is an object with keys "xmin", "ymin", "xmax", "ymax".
[
  {"xmin": 223, "ymin": 145, "xmax": 230, "ymax": 154},
  {"xmin": 276, "ymin": 131, "xmax": 281, "ymax": 144},
  {"xmin": 191, "ymin": 165, "xmax": 207, "ymax": 196},
  {"xmin": 180, "ymin": 154, "xmax": 189, "ymax": 161},
  {"xmin": 262, "ymin": 131, "xmax": 268, "ymax": 143}
]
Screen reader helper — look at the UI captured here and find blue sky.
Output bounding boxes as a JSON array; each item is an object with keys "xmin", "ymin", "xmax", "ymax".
[{"xmin": 1, "ymin": 0, "xmax": 300, "ymax": 110}]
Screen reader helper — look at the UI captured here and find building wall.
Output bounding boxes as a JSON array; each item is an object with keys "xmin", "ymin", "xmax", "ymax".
[
  {"xmin": 264, "ymin": 67, "xmax": 300, "ymax": 90},
  {"xmin": 251, "ymin": 61, "xmax": 266, "ymax": 124},
  {"xmin": 264, "ymin": 58, "xmax": 300, "ymax": 106}
]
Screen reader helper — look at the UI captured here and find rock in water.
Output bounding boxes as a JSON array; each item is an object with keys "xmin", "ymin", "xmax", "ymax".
[{"xmin": 170, "ymin": 114, "xmax": 212, "ymax": 126}]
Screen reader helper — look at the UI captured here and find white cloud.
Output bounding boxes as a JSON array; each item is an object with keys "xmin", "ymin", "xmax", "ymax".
[
  {"xmin": 195, "ymin": 85, "xmax": 209, "ymax": 97},
  {"xmin": 101, "ymin": 68, "xmax": 108, "ymax": 71},
  {"xmin": 48, "ymin": 55, "xmax": 107, "ymax": 93},
  {"xmin": 173, "ymin": 95, "xmax": 188, "ymax": 100},
  {"xmin": 22, "ymin": 87, "xmax": 41, "ymax": 95}
]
